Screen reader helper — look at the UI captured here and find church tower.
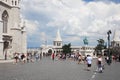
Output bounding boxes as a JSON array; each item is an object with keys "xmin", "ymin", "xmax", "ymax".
[
  {"xmin": 0, "ymin": 0, "xmax": 20, "ymax": 7},
  {"xmin": 53, "ymin": 29, "xmax": 62, "ymax": 47},
  {"xmin": 10, "ymin": 0, "xmax": 22, "ymax": 53},
  {"xmin": 0, "ymin": 0, "xmax": 27, "ymax": 59}
]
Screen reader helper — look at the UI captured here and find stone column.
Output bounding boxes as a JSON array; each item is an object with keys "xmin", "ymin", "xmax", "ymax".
[{"xmin": 0, "ymin": 18, "xmax": 4, "ymax": 59}]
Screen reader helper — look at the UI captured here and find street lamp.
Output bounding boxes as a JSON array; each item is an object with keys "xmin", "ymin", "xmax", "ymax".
[{"xmin": 107, "ymin": 30, "xmax": 112, "ymax": 65}]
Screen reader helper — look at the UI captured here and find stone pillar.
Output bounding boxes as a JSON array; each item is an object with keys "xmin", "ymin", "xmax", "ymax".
[{"xmin": 0, "ymin": 18, "xmax": 4, "ymax": 59}]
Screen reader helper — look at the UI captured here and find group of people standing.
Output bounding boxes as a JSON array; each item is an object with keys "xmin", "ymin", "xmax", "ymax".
[
  {"xmin": 50, "ymin": 53, "xmax": 103, "ymax": 73},
  {"xmin": 14, "ymin": 53, "xmax": 26, "ymax": 64},
  {"xmin": 13, "ymin": 52, "xmax": 113, "ymax": 73},
  {"xmin": 13, "ymin": 52, "xmax": 42, "ymax": 64},
  {"xmin": 50, "ymin": 52, "xmax": 104, "ymax": 73}
]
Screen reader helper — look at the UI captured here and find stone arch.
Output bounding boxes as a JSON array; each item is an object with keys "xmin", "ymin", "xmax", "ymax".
[
  {"xmin": 46, "ymin": 48, "xmax": 54, "ymax": 56},
  {"xmin": 2, "ymin": 10, "xmax": 9, "ymax": 33},
  {"xmin": 48, "ymin": 49, "xmax": 52, "ymax": 54},
  {"xmin": 47, "ymin": 48, "xmax": 54, "ymax": 53}
]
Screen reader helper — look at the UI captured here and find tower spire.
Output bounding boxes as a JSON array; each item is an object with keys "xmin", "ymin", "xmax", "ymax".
[
  {"xmin": 54, "ymin": 29, "xmax": 62, "ymax": 41},
  {"xmin": 53, "ymin": 29, "xmax": 62, "ymax": 46}
]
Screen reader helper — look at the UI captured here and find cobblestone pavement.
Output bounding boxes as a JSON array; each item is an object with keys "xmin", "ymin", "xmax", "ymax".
[{"xmin": 1, "ymin": 57, "xmax": 119, "ymax": 80}]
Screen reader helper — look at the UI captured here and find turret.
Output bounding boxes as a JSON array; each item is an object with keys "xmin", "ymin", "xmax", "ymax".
[
  {"xmin": 11, "ymin": 0, "xmax": 20, "ymax": 7},
  {"xmin": 0, "ymin": 0, "xmax": 20, "ymax": 7},
  {"xmin": 53, "ymin": 29, "xmax": 62, "ymax": 46}
]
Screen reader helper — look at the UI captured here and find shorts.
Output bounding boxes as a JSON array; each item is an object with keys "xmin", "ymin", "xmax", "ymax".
[
  {"xmin": 14, "ymin": 56, "xmax": 18, "ymax": 59},
  {"xmin": 87, "ymin": 64, "xmax": 91, "ymax": 67}
]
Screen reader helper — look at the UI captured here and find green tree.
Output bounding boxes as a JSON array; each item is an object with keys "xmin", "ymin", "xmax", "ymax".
[
  {"xmin": 62, "ymin": 43, "xmax": 71, "ymax": 55},
  {"xmin": 95, "ymin": 39, "xmax": 105, "ymax": 55}
]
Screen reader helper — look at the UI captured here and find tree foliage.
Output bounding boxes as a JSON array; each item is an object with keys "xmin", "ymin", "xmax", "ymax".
[
  {"xmin": 62, "ymin": 43, "xmax": 71, "ymax": 55},
  {"xmin": 95, "ymin": 39, "xmax": 106, "ymax": 55}
]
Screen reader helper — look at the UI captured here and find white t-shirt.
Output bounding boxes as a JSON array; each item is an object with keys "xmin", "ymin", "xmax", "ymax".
[
  {"xmin": 86, "ymin": 56, "xmax": 92, "ymax": 64},
  {"xmin": 98, "ymin": 57, "xmax": 102, "ymax": 61}
]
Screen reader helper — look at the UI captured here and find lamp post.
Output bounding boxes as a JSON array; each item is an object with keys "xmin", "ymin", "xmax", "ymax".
[{"xmin": 107, "ymin": 30, "xmax": 112, "ymax": 65}]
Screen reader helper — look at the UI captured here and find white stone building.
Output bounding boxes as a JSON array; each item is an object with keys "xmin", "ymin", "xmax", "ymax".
[
  {"xmin": 111, "ymin": 29, "xmax": 120, "ymax": 47},
  {"xmin": 39, "ymin": 29, "xmax": 95, "ymax": 57},
  {"xmin": 0, "ymin": 0, "xmax": 27, "ymax": 59},
  {"xmin": 27, "ymin": 29, "xmax": 95, "ymax": 57}
]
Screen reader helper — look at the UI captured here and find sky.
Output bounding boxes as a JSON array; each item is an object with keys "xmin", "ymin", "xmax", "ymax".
[{"xmin": 20, "ymin": 0, "xmax": 120, "ymax": 48}]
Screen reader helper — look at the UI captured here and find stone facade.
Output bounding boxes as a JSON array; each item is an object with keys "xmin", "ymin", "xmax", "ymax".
[
  {"xmin": 111, "ymin": 29, "xmax": 120, "ymax": 47},
  {"xmin": 27, "ymin": 29, "xmax": 95, "ymax": 57},
  {"xmin": 0, "ymin": 0, "xmax": 27, "ymax": 59}
]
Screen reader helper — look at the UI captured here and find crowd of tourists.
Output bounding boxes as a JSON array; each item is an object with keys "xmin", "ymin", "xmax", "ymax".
[
  {"xmin": 13, "ymin": 52, "xmax": 120, "ymax": 73},
  {"xmin": 13, "ymin": 52, "xmax": 42, "ymax": 64}
]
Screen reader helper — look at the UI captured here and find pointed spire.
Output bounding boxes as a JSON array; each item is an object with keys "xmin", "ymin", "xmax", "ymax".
[{"xmin": 54, "ymin": 29, "xmax": 62, "ymax": 41}]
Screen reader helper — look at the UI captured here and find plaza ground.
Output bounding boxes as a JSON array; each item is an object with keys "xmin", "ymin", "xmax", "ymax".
[{"xmin": 0, "ymin": 57, "xmax": 120, "ymax": 80}]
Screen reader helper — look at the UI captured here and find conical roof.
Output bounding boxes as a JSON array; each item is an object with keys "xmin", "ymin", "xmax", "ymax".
[
  {"xmin": 113, "ymin": 29, "xmax": 120, "ymax": 41},
  {"xmin": 54, "ymin": 29, "xmax": 62, "ymax": 41}
]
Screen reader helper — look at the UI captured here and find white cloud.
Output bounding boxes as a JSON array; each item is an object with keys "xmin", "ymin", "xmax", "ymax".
[
  {"xmin": 40, "ymin": 32, "xmax": 47, "ymax": 41},
  {"xmin": 21, "ymin": 0, "xmax": 120, "ymax": 46},
  {"xmin": 25, "ymin": 20, "xmax": 40, "ymax": 36}
]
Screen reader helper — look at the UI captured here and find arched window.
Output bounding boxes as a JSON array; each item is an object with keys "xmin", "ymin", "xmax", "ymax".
[
  {"xmin": 12, "ymin": 0, "xmax": 14, "ymax": 5},
  {"xmin": 2, "ymin": 10, "xmax": 8, "ymax": 33},
  {"xmin": 15, "ymin": 1, "xmax": 17, "ymax": 5}
]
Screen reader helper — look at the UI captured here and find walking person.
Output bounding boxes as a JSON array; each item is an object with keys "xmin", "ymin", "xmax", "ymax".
[
  {"xmin": 105, "ymin": 56, "xmax": 109, "ymax": 65},
  {"xmin": 18, "ymin": 53, "xmax": 22, "ymax": 62},
  {"xmin": 51, "ymin": 53, "xmax": 55, "ymax": 61},
  {"xmin": 118, "ymin": 54, "xmax": 120, "ymax": 62},
  {"xmin": 40, "ymin": 53, "xmax": 42, "ymax": 60},
  {"xmin": 35, "ymin": 53, "xmax": 39, "ymax": 62},
  {"xmin": 78, "ymin": 54, "xmax": 82, "ymax": 64},
  {"xmin": 21, "ymin": 53, "xmax": 26, "ymax": 63},
  {"xmin": 30, "ymin": 53, "xmax": 34, "ymax": 62},
  {"xmin": 26, "ymin": 53, "xmax": 30, "ymax": 63},
  {"xmin": 97, "ymin": 55, "xmax": 103, "ymax": 73},
  {"xmin": 13, "ymin": 53, "xmax": 18, "ymax": 64},
  {"xmin": 86, "ymin": 55, "xmax": 92, "ymax": 71}
]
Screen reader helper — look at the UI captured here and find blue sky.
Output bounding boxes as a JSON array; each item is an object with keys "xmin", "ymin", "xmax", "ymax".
[{"xmin": 21, "ymin": 0, "xmax": 120, "ymax": 48}]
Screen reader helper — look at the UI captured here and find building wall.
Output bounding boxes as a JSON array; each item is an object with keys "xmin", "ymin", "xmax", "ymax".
[
  {"xmin": 21, "ymin": 30, "xmax": 27, "ymax": 53},
  {"xmin": 0, "ymin": 1, "xmax": 27, "ymax": 59}
]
